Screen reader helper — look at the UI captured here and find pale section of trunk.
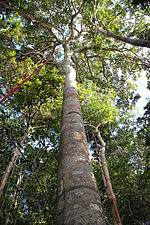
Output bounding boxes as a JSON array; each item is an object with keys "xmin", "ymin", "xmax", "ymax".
[
  {"xmin": 13, "ymin": 169, "xmax": 24, "ymax": 209},
  {"xmin": 56, "ymin": 42, "xmax": 106, "ymax": 225},
  {"xmin": 0, "ymin": 126, "xmax": 30, "ymax": 197}
]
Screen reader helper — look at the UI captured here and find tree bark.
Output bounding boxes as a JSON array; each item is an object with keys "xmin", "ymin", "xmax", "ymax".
[{"xmin": 56, "ymin": 42, "xmax": 106, "ymax": 225}]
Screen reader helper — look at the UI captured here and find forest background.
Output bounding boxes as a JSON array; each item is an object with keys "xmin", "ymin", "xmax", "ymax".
[{"xmin": 0, "ymin": 0, "xmax": 149, "ymax": 224}]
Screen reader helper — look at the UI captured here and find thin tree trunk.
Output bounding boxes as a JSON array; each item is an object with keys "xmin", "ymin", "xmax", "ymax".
[
  {"xmin": 0, "ymin": 125, "xmax": 31, "ymax": 197},
  {"xmin": 96, "ymin": 127, "xmax": 116, "ymax": 201},
  {"xmin": 96, "ymin": 126, "xmax": 117, "ymax": 225},
  {"xmin": 4, "ymin": 169, "xmax": 24, "ymax": 225},
  {"xmin": 56, "ymin": 42, "xmax": 106, "ymax": 225},
  {"xmin": 13, "ymin": 169, "xmax": 24, "ymax": 209}
]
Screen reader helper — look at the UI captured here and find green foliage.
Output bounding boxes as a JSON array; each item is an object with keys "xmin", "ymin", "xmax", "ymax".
[{"xmin": 79, "ymin": 81, "xmax": 119, "ymax": 125}]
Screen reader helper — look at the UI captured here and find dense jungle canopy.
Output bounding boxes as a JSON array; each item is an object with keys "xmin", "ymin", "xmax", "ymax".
[{"xmin": 0, "ymin": 0, "xmax": 150, "ymax": 224}]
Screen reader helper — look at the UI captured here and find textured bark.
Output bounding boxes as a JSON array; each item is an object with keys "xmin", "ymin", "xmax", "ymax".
[
  {"xmin": 0, "ymin": 126, "xmax": 30, "ymax": 197},
  {"xmin": 56, "ymin": 42, "xmax": 106, "ymax": 225}
]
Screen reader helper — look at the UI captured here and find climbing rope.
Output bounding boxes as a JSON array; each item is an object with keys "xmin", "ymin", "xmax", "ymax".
[
  {"xmin": 0, "ymin": 1, "xmax": 66, "ymax": 103},
  {"xmin": 0, "ymin": 54, "xmax": 45, "ymax": 98},
  {"xmin": 0, "ymin": 46, "xmax": 62, "ymax": 104},
  {"xmin": 0, "ymin": 44, "xmax": 52, "ymax": 77},
  {"xmin": 0, "ymin": 1, "xmax": 51, "ymax": 29}
]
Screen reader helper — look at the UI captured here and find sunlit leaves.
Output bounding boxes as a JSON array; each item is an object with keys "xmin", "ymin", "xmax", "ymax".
[{"xmin": 79, "ymin": 81, "xmax": 119, "ymax": 125}]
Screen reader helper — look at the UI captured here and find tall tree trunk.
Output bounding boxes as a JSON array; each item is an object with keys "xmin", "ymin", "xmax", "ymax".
[
  {"xmin": 0, "ymin": 125, "xmax": 30, "ymax": 197},
  {"xmin": 56, "ymin": 42, "xmax": 106, "ymax": 225}
]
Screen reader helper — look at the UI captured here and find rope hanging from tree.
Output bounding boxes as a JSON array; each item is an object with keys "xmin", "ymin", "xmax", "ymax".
[
  {"xmin": 0, "ymin": 46, "xmax": 62, "ymax": 104},
  {"xmin": 1, "ymin": 55, "xmax": 44, "ymax": 98},
  {"xmin": 0, "ymin": 45, "xmax": 53, "ymax": 99},
  {"xmin": 0, "ymin": 44, "xmax": 52, "ymax": 77},
  {"xmin": 0, "ymin": 1, "xmax": 51, "ymax": 29}
]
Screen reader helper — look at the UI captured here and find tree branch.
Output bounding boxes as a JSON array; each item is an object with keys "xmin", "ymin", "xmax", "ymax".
[
  {"xmin": 29, "ymin": 13, "xmax": 63, "ymax": 44},
  {"xmin": 69, "ymin": 0, "xmax": 87, "ymax": 39},
  {"xmin": 0, "ymin": 26, "xmax": 10, "ymax": 32},
  {"xmin": 95, "ymin": 21, "xmax": 150, "ymax": 48}
]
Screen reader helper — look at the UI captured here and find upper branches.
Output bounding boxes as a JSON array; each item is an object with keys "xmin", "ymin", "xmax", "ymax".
[
  {"xmin": 91, "ymin": 5, "xmax": 150, "ymax": 49},
  {"xmin": 69, "ymin": 0, "xmax": 87, "ymax": 41},
  {"xmin": 28, "ymin": 13, "xmax": 63, "ymax": 44}
]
